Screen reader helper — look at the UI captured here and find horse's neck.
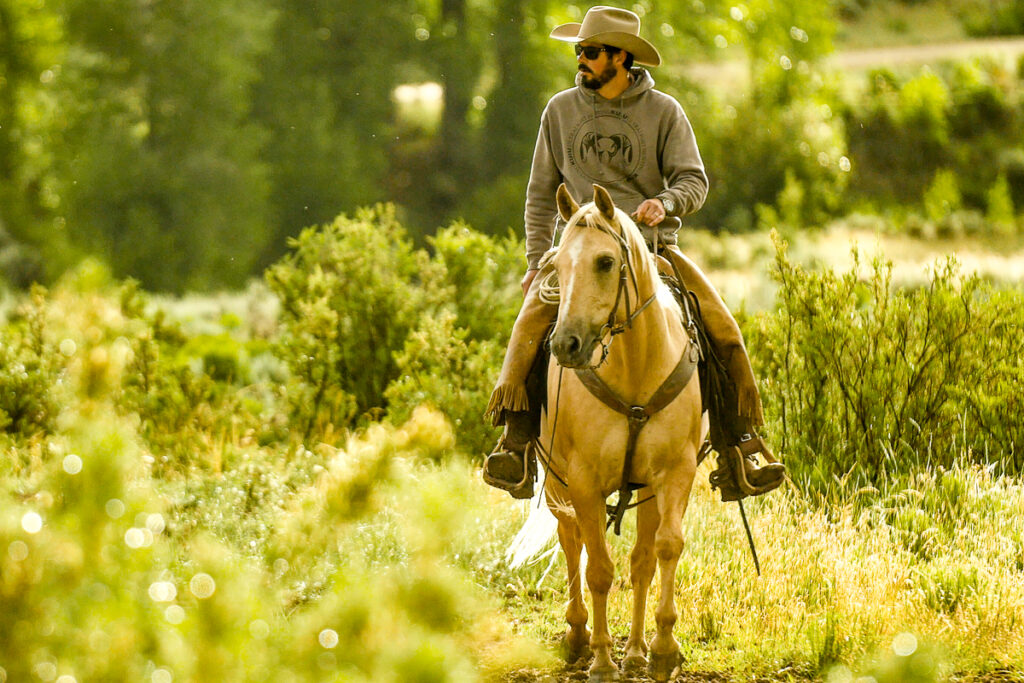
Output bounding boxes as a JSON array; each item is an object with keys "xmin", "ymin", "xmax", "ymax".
[{"xmin": 601, "ymin": 279, "xmax": 687, "ymax": 403}]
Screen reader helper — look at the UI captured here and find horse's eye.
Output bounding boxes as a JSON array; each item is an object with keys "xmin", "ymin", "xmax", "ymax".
[{"xmin": 596, "ymin": 255, "xmax": 615, "ymax": 273}]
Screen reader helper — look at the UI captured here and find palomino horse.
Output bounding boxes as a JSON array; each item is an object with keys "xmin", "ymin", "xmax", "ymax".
[{"xmin": 539, "ymin": 184, "xmax": 703, "ymax": 682}]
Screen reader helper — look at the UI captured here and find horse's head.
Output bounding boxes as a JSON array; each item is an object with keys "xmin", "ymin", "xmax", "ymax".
[{"xmin": 548, "ymin": 184, "xmax": 645, "ymax": 369}]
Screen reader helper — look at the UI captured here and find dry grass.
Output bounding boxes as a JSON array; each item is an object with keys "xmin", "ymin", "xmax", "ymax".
[{"xmin": 492, "ymin": 457, "xmax": 1024, "ymax": 680}]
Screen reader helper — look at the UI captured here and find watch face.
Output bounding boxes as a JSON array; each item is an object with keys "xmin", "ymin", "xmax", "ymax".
[{"xmin": 662, "ymin": 198, "xmax": 675, "ymax": 214}]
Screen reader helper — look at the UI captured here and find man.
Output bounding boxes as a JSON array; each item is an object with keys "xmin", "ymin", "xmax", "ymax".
[{"xmin": 483, "ymin": 5, "xmax": 784, "ymax": 499}]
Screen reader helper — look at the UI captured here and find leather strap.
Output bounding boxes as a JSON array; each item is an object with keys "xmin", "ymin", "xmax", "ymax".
[{"xmin": 575, "ymin": 342, "xmax": 700, "ymax": 534}]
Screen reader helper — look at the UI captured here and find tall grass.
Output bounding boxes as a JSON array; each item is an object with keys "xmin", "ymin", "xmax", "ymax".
[{"xmin": 495, "ymin": 457, "xmax": 1024, "ymax": 680}]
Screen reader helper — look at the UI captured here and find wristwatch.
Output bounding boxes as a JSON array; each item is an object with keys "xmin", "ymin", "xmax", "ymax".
[{"xmin": 660, "ymin": 197, "xmax": 676, "ymax": 215}]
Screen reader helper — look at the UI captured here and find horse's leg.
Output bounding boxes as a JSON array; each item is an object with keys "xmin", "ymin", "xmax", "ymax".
[
  {"xmin": 550, "ymin": 498, "xmax": 591, "ymax": 661},
  {"xmin": 573, "ymin": 490, "xmax": 619, "ymax": 682},
  {"xmin": 623, "ymin": 488, "xmax": 659, "ymax": 670},
  {"xmin": 648, "ymin": 468, "xmax": 695, "ymax": 682}
]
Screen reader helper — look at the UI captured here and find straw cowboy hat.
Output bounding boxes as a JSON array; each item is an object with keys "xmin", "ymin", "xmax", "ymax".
[{"xmin": 549, "ymin": 5, "xmax": 661, "ymax": 67}]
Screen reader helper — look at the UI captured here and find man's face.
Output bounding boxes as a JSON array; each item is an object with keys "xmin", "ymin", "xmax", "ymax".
[{"xmin": 577, "ymin": 42, "xmax": 619, "ymax": 90}]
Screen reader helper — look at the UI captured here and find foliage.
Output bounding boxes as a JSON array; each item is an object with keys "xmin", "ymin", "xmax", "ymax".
[
  {"xmin": 264, "ymin": 210, "xmax": 524, "ymax": 451},
  {"xmin": 698, "ymin": 90, "xmax": 850, "ymax": 230},
  {"xmin": 0, "ymin": 396, "xmax": 523, "ymax": 681},
  {"xmin": 960, "ymin": 0, "xmax": 1024, "ymax": 36},
  {"xmin": 3, "ymin": 236, "xmax": 1024, "ymax": 679},
  {"xmin": 49, "ymin": 0, "xmax": 275, "ymax": 291},
  {"xmin": 748, "ymin": 233, "xmax": 1024, "ymax": 493},
  {"xmin": 384, "ymin": 312, "xmax": 504, "ymax": 457},
  {"xmin": 428, "ymin": 223, "xmax": 523, "ymax": 344},
  {"xmin": 0, "ymin": 286, "xmax": 62, "ymax": 436},
  {"xmin": 265, "ymin": 205, "xmax": 447, "ymax": 440},
  {"xmin": 846, "ymin": 59, "xmax": 1024, "ymax": 214},
  {"xmin": 923, "ymin": 168, "xmax": 962, "ymax": 222},
  {"xmin": 250, "ymin": 0, "xmax": 421, "ymax": 267}
]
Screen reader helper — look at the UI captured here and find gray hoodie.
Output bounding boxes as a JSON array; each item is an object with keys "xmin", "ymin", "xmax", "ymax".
[{"xmin": 524, "ymin": 68, "xmax": 708, "ymax": 269}]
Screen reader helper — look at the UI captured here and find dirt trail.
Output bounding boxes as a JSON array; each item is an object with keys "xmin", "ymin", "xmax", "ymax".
[
  {"xmin": 684, "ymin": 35, "xmax": 1024, "ymax": 86},
  {"xmin": 830, "ymin": 35, "xmax": 1024, "ymax": 70}
]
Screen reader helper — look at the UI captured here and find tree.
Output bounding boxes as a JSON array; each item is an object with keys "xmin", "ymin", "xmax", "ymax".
[
  {"xmin": 251, "ymin": 0, "xmax": 421, "ymax": 267},
  {"xmin": 52, "ymin": 0, "xmax": 274, "ymax": 291},
  {"xmin": 0, "ymin": 0, "xmax": 63, "ymax": 284}
]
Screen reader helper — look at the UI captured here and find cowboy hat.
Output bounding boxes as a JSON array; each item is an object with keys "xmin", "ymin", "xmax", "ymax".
[{"xmin": 550, "ymin": 5, "xmax": 661, "ymax": 67}]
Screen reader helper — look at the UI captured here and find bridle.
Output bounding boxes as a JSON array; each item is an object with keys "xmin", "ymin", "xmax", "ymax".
[{"xmin": 571, "ymin": 215, "xmax": 658, "ymax": 370}]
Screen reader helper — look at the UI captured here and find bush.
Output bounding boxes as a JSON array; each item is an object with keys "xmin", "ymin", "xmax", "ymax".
[
  {"xmin": 923, "ymin": 168, "xmax": 962, "ymax": 222},
  {"xmin": 698, "ymin": 93, "xmax": 850, "ymax": 230},
  {"xmin": 384, "ymin": 312, "xmax": 504, "ymax": 457},
  {"xmin": 429, "ymin": 223, "xmax": 522, "ymax": 345},
  {"xmin": 265, "ymin": 205, "xmax": 448, "ymax": 440},
  {"xmin": 847, "ymin": 60, "xmax": 1024, "ymax": 216},
  {"xmin": 847, "ymin": 69, "xmax": 953, "ymax": 205},
  {"xmin": 960, "ymin": 0, "xmax": 1024, "ymax": 36},
  {"xmin": 0, "ymin": 402, "xmax": 502, "ymax": 682},
  {"xmin": 748, "ymin": 233, "xmax": 1024, "ymax": 494},
  {"xmin": 0, "ymin": 286, "xmax": 63, "ymax": 437}
]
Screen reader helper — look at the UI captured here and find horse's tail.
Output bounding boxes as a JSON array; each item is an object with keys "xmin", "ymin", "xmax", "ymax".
[{"xmin": 505, "ymin": 471, "xmax": 561, "ymax": 569}]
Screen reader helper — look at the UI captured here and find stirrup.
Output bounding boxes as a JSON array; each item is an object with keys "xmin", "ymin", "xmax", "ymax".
[
  {"xmin": 734, "ymin": 434, "xmax": 785, "ymax": 496},
  {"xmin": 482, "ymin": 442, "xmax": 537, "ymax": 500},
  {"xmin": 709, "ymin": 435, "xmax": 785, "ymax": 502}
]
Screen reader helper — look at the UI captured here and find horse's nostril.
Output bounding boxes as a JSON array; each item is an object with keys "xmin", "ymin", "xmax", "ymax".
[{"xmin": 567, "ymin": 335, "xmax": 581, "ymax": 354}]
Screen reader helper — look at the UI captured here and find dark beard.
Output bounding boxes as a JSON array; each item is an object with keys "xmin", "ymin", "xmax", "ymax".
[{"xmin": 580, "ymin": 62, "xmax": 618, "ymax": 90}]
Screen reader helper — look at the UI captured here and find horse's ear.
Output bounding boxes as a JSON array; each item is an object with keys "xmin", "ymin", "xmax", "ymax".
[
  {"xmin": 593, "ymin": 184, "xmax": 615, "ymax": 221},
  {"xmin": 556, "ymin": 184, "xmax": 579, "ymax": 222}
]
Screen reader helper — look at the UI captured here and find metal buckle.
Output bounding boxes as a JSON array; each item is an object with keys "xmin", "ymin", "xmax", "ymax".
[{"xmin": 629, "ymin": 406, "xmax": 648, "ymax": 422}]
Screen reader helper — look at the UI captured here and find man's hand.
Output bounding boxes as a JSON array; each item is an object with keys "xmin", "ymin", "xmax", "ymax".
[
  {"xmin": 633, "ymin": 198, "xmax": 666, "ymax": 226},
  {"xmin": 521, "ymin": 269, "xmax": 539, "ymax": 297}
]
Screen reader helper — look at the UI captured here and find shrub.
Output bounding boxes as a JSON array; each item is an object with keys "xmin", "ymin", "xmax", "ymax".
[
  {"xmin": 265, "ymin": 205, "xmax": 447, "ymax": 440},
  {"xmin": 698, "ymin": 93, "xmax": 849, "ymax": 230},
  {"xmin": 384, "ymin": 312, "xmax": 504, "ymax": 458},
  {"xmin": 960, "ymin": 0, "xmax": 1024, "ymax": 36},
  {"xmin": 748, "ymin": 234, "xmax": 1024, "ymax": 494},
  {"xmin": 847, "ymin": 59, "xmax": 1024, "ymax": 217},
  {"xmin": 986, "ymin": 173, "xmax": 1016, "ymax": 235},
  {"xmin": 923, "ymin": 168, "xmax": 962, "ymax": 222},
  {"xmin": 0, "ymin": 286, "xmax": 62, "ymax": 436},
  {"xmin": 429, "ymin": 223, "xmax": 522, "ymax": 345},
  {"xmin": 847, "ymin": 69, "xmax": 953, "ymax": 206}
]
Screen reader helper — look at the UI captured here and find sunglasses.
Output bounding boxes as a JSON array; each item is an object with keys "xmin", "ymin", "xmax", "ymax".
[{"xmin": 575, "ymin": 44, "xmax": 616, "ymax": 59}]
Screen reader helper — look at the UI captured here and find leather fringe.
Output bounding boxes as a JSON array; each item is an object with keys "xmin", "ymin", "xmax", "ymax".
[
  {"xmin": 737, "ymin": 386, "xmax": 765, "ymax": 427},
  {"xmin": 485, "ymin": 383, "xmax": 530, "ymax": 426}
]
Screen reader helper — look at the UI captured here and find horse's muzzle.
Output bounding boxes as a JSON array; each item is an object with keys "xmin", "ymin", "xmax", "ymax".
[{"xmin": 550, "ymin": 323, "xmax": 600, "ymax": 369}]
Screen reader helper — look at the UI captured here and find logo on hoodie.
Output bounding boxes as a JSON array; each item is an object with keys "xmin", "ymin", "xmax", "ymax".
[{"xmin": 569, "ymin": 113, "xmax": 644, "ymax": 184}]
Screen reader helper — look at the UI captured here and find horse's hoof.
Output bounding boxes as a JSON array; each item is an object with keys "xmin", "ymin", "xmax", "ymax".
[
  {"xmin": 587, "ymin": 665, "xmax": 620, "ymax": 683},
  {"xmin": 648, "ymin": 651, "xmax": 680, "ymax": 682},
  {"xmin": 560, "ymin": 631, "xmax": 593, "ymax": 664},
  {"xmin": 622, "ymin": 653, "xmax": 648, "ymax": 671}
]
